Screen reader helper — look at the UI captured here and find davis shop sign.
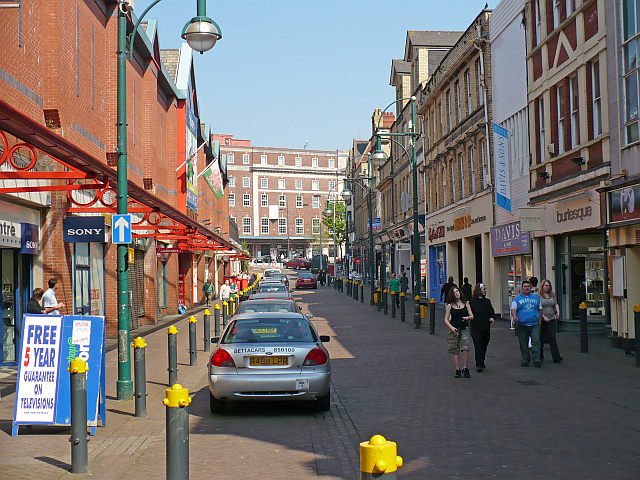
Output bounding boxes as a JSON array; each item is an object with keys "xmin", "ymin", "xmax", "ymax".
[{"xmin": 490, "ymin": 221, "xmax": 531, "ymax": 257}]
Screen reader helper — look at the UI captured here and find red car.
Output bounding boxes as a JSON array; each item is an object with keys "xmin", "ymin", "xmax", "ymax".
[
  {"xmin": 285, "ymin": 258, "xmax": 311, "ymax": 270},
  {"xmin": 296, "ymin": 272, "xmax": 318, "ymax": 289}
]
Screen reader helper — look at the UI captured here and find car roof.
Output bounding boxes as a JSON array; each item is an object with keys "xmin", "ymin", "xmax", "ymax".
[
  {"xmin": 233, "ymin": 312, "xmax": 307, "ymax": 321},
  {"xmin": 243, "ymin": 298, "xmax": 294, "ymax": 304},
  {"xmin": 249, "ymin": 292, "xmax": 291, "ymax": 299}
]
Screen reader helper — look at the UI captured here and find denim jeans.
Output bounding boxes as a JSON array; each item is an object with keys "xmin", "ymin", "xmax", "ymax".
[{"xmin": 515, "ymin": 323, "xmax": 540, "ymax": 365}]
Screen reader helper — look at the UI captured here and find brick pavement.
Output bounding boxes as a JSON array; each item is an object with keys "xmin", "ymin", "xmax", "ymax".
[{"xmin": 1, "ymin": 278, "xmax": 639, "ymax": 479}]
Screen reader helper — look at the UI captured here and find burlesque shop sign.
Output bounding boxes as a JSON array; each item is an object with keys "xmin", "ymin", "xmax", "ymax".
[{"xmin": 490, "ymin": 221, "xmax": 531, "ymax": 257}]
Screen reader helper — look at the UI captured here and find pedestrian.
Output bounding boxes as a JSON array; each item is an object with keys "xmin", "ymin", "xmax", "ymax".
[
  {"xmin": 440, "ymin": 276, "xmax": 457, "ymax": 303},
  {"xmin": 510, "ymin": 279, "xmax": 543, "ymax": 367},
  {"xmin": 529, "ymin": 276, "xmax": 539, "ymax": 295},
  {"xmin": 220, "ymin": 279, "xmax": 231, "ymax": 303},
  {"xmin": 539, "ymin": 279, "xmax": 563, "ymax": 363},
  {"xmin": 444, "ymin": 287, "xmax": 474, "ymax": 378},
  {"xmin": 461, "ymin": 277, "xmax": 472, "ymax": 300},
  {"xmin": 229, "ymin": 279, "xmax": 238, "ymax": 296},
  {"xmin": 400, "ymin": 271, "xmax": 409, "ymax": 295},
  {"xmin": 26, "ymin": 288, "xmax": 46, "ymax": 314},
  {"xmin": 202, "ymin": 278, "xmax": 214, "ymax": 306},
  {"xmin": 42, "ymin": 278, "xmax": 65, "ymax": 315},
  {"xmin": 249, "ymin": 272, "xmax": 257, "ymax": 285},
  {"xmin": 389, "ymin": 273, "xmax": 401, "ymax": 307},
  {"xmin": 469, "ymin": 283, "xmax": 495, "ymax": 372}
]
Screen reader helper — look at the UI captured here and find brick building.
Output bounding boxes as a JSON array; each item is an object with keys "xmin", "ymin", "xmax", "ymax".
[{"xmin": 215, "ymin": 135, "xmax": 347, "ymax": 260}]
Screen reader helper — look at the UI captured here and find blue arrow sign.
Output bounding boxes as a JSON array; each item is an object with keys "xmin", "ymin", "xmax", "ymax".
[{"xmin": 112, "ymin": 214, "xmax": 132, "ymax": 244}]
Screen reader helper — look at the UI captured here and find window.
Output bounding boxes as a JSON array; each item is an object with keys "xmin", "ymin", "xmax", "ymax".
[
  {"xmin": 312, "ymin": 157, "xmax": 318, "ymax": 167},
  {"xmin": 295, "ymin": 179, "xmax": 302, "ymax": 190},
  {"xmin": 312, "ymin": 196, "xmax": 320, "ymax": 208},
  {"xmin": 534, "ymin": 0, "xmax": 541, "ymax": 44},
  {"xmin": 243, "ymin": 177, "xmax": 250, "ymax": 187},
  {"xmin": 278, "ymin": 155, "xmax": 285, "ymax": 165},
  {"xmin": 446, "ymin": 90, "xmax": 452, "ymax": 130},
  {"xmin": 242, "ymin": 217, "xmax": 251, "ymax": 234},
  {"xmin": 295, "ymin": 218, "xmax": 304, "ymax": 235},
  {"xmin": 469, "ymin": 147, "xmax": 476, "ymax": 193},
  {"xmin": 229, "ymin": 193, "xmax": 235, "ymax": 207},
  {"xmin": 450, "ymin": 160, "xmax": 456, "ymax": 202},
  {"xmin": 569, "ymin": 76, "xmax": 579, "ymax": 148},
  {"xmin": 278, "ymin": 178, "xmax": 286, "ymax": 189},
  {"xmin": 592, "ymin": 60, "xmax": 602, "ymax": 138},
  {"xmin": 243, "ymin": 193, "xmax": 251, "ymax": 206},
  {"xmin": 328, "ymin": 181, "xmax": 336, "ymax": 192},
  {"xmin": 228, "ymin": 153, "xmax": 234, "ymax": 164},
  {"xmin": 538, "ymin": 97, "xmax": 545, "ymax": 161},
  {"xmin": 260, "ymin": 177, "xmax": 268, "ymax": 189},
  {"xmin": 295, "ymin": 156, "xmax": 302, "ymax": 166},
  {"xmin": 329, "ymin": 158, "xmax": 335, "ymax": 168},
  {"xmin": 279, "ymin": 194, "xmax": 286, "ymax": 207},
  {"xmin": 553, "ymin": 0, "xmax": 561, "ymax": 29},
  {"xmin": 459, "ymin": 153, "xmax": 465, "ymax": 198},
  {"xmin": 261, "ymin": 218, "xmax": 269, "ymax": 234},
  {"xmin": 261, "ymin": 154, "xmax": 267, "ymax": 164},
  {"xmin": 312, "ymin": 180, "xmax": 319, "ymax": 191},
  {"xmin": 438, "ymin": 102, "xmax": 444, "ymax": 136},
  {"xmin": 243, "ymin": 153, "xmax": 250, "ymax": 164},
  {"xmin": 565, "ymin": 0, "xmax": 575, "ymax": 17},
  {"xmin": 229, "ymin": 176, "xmax": 235, "ymax": 187},
  {"xmin": 624, "ymin": 1, "xmax": 640, "ymax": 143},
  {"xmin": 261, "ymin": 194, "xmax": 268, "ymax": 207},
  {"xmin": 465, "ymin": 70, "xmax": 472, "ymax": 115},
  {"xmin": 278, "ymin": 218, "xmax": 287, "ymax": 234},
  {"xmin": 455, "ymin": 80, "xmax": 461, "ymax": 123},
  {"xmin": 296, "ymin": 195, "xmax": 303, "ymax": 208},
  {"xmin": 480, "ymin": 140, "xmax": 488, "ymax": 189},
  {"xmin": 557, "ymin": 85, "xmax": 565, "ymax": 154},
  {"xmin": 476, "ymin": 59, "xmax": 483, "ymax": 106},
  {"xmin": 312, "ymin": 218, "xmax": 320, "ymax": 234}
]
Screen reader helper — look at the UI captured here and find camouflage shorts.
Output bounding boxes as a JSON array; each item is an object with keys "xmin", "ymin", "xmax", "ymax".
[{"xmin": 447, "ymin": 329, "xmax": 471, "ymax": 354}]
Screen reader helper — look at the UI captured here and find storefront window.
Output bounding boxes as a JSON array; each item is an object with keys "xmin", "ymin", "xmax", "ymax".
[
  {"xmin": 2, "ymin": 250, "xmax": 16, "ymax": 363},
  {"xmin": 74, "ymin": 243, "xmax": 105, "ymax": 316},
  {"xmin": 499, "ymin": 254, "xmax": 532, "ymax": 315}
]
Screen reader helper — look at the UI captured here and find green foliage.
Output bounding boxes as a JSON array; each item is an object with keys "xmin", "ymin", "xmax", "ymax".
[
  {"xmin": 240, "ymin": 241, "xmax": 250, "ymax": 273},
  {"xmin": 322, "ymin": 200, "xmax": 346, "ymax": 247}
]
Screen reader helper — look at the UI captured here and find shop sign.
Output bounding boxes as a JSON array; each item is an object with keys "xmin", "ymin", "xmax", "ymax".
[
  {"xmin": 367, "ymin": 217, "xmax": 381, "ymax": 231},
  {"xmin": 544, "ymin": 191, "xmax": 601, "ymax": 235},
  {"xmin": 20, "ymin": 223, "xmax": 40, "ymax": 254},
  {"xmin": 0, "ymin": 220, "xmax": 21, "ymax": 248},
  {"xmin": 396, "ymin": 243, "xmax": 410, "ymax": 251},
  {"xmin": 609, "ymin": 184, "xmax": 640, "ymax": 223},
  {"xmin": 448, "ymin": 214, "xmax": 487, "ymax": 232},
  {"xmin": 490, "ymin": 221, "xmax": 531, "ymax": 257},
  {"xmin": 428, "ymin": 225, "xmax": 445, "ymax": 242},
  {"xmin": 493, "ymin": 123, "xmax": 511, "ymax": 212},
  {"xmin": 519, "ymin": 207, "xmax": 545, "ymax": 231},
  {"xmin": 63, "ymin": 216, "xmax": 106, "ymax": 243}
]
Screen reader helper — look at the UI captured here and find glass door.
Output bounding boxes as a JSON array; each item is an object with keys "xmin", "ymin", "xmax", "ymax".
[
  {"xmin": 74, "ymin": 243, "xmax": 91, "ymax": 315},
  {"xmin": 1, "ymin": 250, "xmax": 17, "ymax": 363}
]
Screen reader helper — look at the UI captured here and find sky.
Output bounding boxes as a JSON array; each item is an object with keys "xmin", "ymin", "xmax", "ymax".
[{"xmin": 136, "ymin": 0, "xmax": 500, "ymax": 151}]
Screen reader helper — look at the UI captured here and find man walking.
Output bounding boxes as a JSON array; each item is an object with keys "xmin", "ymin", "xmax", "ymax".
[
  {"xmin": 461, "ymin": 277, "xmax": 472, "ymax": 300},
  {"xmin": 400, "ymin": 271, "xmax": 409, "ymax": 295},
  {"xmin": 389, "ymin": 273, "xmax": 401, "ymax": 307},
  {"xmin": 42, "ymin": 278, "xmax": 65, "ymax": 315},
  {"xmin": 202, "ymin": 278, "xmax": 214, "ymax": 306},
  {"xmin": 219, "ymin": 279, "xmax": 231, "ymax": 303},
  {"xmin": 510, "ymin": 279, "xmax": 543, "ymax": 367},
  {"xmin": 440, "ymin": 276, "xmax": 457, "ymax": 303}
]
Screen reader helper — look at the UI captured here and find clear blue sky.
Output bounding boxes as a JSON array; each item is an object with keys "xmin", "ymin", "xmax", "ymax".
[{"xmin": 137, "ymin": 0, "xmax": 499, "ymax": 151}]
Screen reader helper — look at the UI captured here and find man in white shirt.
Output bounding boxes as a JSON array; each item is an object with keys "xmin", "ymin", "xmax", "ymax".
[
  {"xmin": 219, "ymin": 279, "xmax": 231, "ymax": 302},
  {"xmin": 42, "ymin": 278, "xmax": 65, "ymax": 315}
]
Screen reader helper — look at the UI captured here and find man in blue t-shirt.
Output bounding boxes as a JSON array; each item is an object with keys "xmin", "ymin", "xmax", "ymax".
[{"xmin": 510, "ymin": 279, "xmax": 543, "ymax": 367}]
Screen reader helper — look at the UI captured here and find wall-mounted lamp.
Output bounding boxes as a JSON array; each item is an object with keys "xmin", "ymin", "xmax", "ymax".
[
  {"xmin": 571, "ymin": 157, "xmax": 585, "ymax": 166},
  {"xmin": 538, "ymin": 171, "xmax": 549, "ymax": 180}
]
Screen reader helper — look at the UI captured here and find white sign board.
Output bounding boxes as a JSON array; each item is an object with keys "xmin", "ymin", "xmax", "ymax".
[
  {"xmin": 268, "ymin": 205, "xmax": 279, "ymax": 220},
  {"xmin": 519, "ymin": 207, "xmax": 545, "ymax": 231},
  {"xmin": 14, "ymin": 315, "xmax": 63, "ymax": 423},
  {"xmin": 72, "ymin": 320, "xmax": 91, "ymax": 345},
  {"xmin": 493, "ymin": 123, "xmax": 511, "ymax": 213}
]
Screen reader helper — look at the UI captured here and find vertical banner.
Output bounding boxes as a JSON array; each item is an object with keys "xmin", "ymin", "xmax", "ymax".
[{"xmin": 493, "ymin": 123, "xmax": 511, "ymax": 213}]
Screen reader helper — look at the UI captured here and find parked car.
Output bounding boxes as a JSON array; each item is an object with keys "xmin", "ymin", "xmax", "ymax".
[
  {"xmin": 284, "ymin": 258, "xmax": 311, "ymax": 270},
  {"xmin": 259, "ymin": 283, "xmax": 289, "ymax": 294},
  {"xmin": 268, "ymin": 273, "xmax": 289, "ymax": 288},
  {"xmin": 236, "ymin": 299, "xmax": 300, "ymax": 314},
  {"xmin": 296, "ymin": 272, "xmax": 318, "ymax": 289},
  {"xmin": 208, "ymin": 312, "xmax": 331, "ymax": 412},
  {"xmin": 263, "ymin": 268, "xmax": 282, "ymax": 278}
]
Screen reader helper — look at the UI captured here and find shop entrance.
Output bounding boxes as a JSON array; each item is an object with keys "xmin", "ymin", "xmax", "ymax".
[
  {"xmin": 0, "ymin": 250, "xmax": 31, "ymax": 364},
  {"xmin": 429, "ymin": 244, "xmax": 446, "ymax": 302}
]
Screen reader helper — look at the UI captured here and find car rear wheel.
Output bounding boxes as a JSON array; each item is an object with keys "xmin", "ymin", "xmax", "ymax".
[
  {"xmin": 210, "ymin": 393, "xmax": 226, "ymax": 413},
  {"xmin": 315, "ymin": 393, "xmax": 330, "ymax": 411}
]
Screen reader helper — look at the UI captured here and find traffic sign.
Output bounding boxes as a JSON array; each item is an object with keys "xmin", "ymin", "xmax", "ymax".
[{"xmin": 112, "ymin": 214, "xmax": 132, "ymax": 244}]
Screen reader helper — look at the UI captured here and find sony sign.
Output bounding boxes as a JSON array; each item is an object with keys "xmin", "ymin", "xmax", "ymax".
[{"xmin": 63, "ymin": 216, "xmax": 106, "ymax": 243}]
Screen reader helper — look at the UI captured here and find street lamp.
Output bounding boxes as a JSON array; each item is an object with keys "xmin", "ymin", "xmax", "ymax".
[
  {"xmin": 279, "ymin": 203, "xmax": 290, "ymax": 260},
  {"xmin": 116, "ymin": 0, "xmax": 221, "ymax": 400}
]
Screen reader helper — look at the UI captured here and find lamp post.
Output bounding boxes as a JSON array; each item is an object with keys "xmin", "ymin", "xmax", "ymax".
[
  {"xmin": 279, "ymin": 203, "xmax": 290, "ymax": 260},
  {"xmin": 116, "ymin": 0, "xmax": 221, "ymax": 400},
  {"xmin": 372, "ymin": 96, "xmax": 420, "ymax": 299}
]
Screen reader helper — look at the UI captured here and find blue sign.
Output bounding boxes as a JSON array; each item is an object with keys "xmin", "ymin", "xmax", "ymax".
[
  {"xmin": 20, "ymin": 222, "xmax": 39, "ymax": 254},
  {"xmin": 63, "ymin": 216, "xmax": 106, "ymax": 243},
  {"xmin": 490, "ymin": 221, "xmax": 531, "ymax": 257},
  {"xmin": 493, "ymin": 123, "xmax": 511, "ymax": 213},
  {"xmin": 367, "ymin": 217, "xmax": 382, "ymax": 231},
  {"xmin": 12, "ymin": 315, "xmax": 106, "ymax": 436},
  {"xmin": 112, "ymin": 214, "xmax": 132, "ymax": 244}
]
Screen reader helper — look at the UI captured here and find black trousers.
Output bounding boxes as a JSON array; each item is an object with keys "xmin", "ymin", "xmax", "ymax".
[
  {"xmin": 470, "ymin": 328, "xmax": 490, "ymax": 368},
  {"xmin": 540, "ymin": 319, "xmax": 561, "ymax": 361}
]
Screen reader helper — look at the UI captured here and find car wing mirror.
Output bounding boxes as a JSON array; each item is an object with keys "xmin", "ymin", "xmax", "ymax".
[
  {"xmin": 319, "ymin": 335, "xmax": 330, "ymax": 342},
  {"xmin": 306, "ymin": 313, "xmax": 313, "ymax": 319},
  {"xmin": 211, "ymin": 336, "xmax": 220, "ymax": 343}
]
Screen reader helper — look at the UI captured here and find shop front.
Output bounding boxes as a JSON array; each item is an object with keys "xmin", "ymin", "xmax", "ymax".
[{"xmin": 427, "ymin": 222, "xmax": 446, "ymax": 302}]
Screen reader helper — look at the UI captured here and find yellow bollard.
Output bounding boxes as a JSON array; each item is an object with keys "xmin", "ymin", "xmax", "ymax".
[
  {"xmin": 360, "ymin": 434, "xmax": 403, "ymax": 479},
  {"xmin": 420, "ymin": 304, "xmax": 427, "ymax": 319}
]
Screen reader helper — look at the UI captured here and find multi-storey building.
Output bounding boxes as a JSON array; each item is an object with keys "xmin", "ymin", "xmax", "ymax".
[
  {"xmin": 216, "ymin": 136, "xmax": 347, "ymax": 260},
  {"xmin": 525, "ymin": 0, "xmax": 610, "ymax": 329},
  {"xmin": 418, "ymin": 10, "xmax": 494, "ymax": 302}
]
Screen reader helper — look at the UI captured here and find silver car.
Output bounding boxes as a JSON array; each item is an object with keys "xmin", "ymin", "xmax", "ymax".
[{"xmin": 208, "ymin": 312, "xmax": 331, "ymax": 412}]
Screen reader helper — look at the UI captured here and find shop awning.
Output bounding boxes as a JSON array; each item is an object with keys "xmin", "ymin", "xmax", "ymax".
[{"xmin": 0, "ymin": 99, "xmax": 239, "ymax": 253}]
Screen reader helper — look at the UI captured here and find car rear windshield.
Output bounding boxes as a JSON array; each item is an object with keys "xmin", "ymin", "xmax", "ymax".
[
  {"xmin": 223, "ymin": 318, "xmax": 316, "ymax": 343},
  {"xmin": 259, "ymin": 284, "xmax": 287, "ymax": 293},
  {"xmin": 299, "ymin": 273, "xmax": 314, "ymax": 279},
  {"xmin": 237, "ymin": 302, "xmax": 294, "ymax": 314}
]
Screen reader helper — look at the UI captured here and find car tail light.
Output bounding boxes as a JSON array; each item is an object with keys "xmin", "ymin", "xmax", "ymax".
[
  {"xmin": 303, "ymin": 348, "xmax": 328, "ymax": 366},
  {"xmin": 211, "ymin": 349, "xmax": 235, "ymax": 367}
]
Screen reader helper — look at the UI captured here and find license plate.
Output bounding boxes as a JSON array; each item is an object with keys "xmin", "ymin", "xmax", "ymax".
[{"xmin": 249, "ymin": 356, "xmax": 289, "ymax": 366}]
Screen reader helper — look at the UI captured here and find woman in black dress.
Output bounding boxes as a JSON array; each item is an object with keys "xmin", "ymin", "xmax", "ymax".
[{"xmin": 469, "ymin": 283, "xmax": 495, "ymax": 372}]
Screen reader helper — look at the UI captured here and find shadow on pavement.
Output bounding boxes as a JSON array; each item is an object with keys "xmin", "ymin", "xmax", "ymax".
[{"xmin": 35, "ymin": 456, "xmax": 70, "ymax": 472}]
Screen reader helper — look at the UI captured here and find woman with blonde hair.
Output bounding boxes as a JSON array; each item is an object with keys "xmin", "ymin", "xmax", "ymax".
[{"xmin": 539, "ymin": 279, "xmax": 562, "ymax": 363}]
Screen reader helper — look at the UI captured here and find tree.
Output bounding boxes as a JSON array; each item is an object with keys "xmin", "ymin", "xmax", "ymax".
[
  {"xmin": 321, "ymin": 200, "xmax": 346, "ymax": 257},
  {"xmin": 240, "ymin": 241, "xmax": 250, "ymax": 273}
]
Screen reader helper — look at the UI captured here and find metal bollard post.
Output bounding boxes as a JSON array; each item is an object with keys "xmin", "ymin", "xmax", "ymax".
[
  {"xmin": 429, "ymin": 298, "xmax": 436, "ymax": 335},
  {"xmin": 203, "ymin": 309, "xmax": 211, "ymax": 352},
  {"xmin": 391, "ymin": 291, "xmax": 396, "ymax": 318},
  {"xmin": 164, "ymin": 384, "xmax": 191, "ymax": 480},
  {"xmin": 360, "ymin": 434, "xmax": 403, "ymax": 480},
  {"xmin": 222, "ymin": 301, "xmax": 229, "ymax": 328},
  {"xmin": 377, "ymin": 288, "xmax": 382, "ymax": 311},
  {"xmin": 360, "ymin": 283, "xmax": 364, "ymax": 303},
  {"xmin": 400, "ymin": 292, "xmax": 406, "ymax": 322},
  {"xmin": 383, "ymin": 289, "xmax": 388, "ymax": 315},
  {"xmin": 214, "ymin": 304, "xmax": 221, "ymax": 337},
  {"xmin": 233, "ymin": 295, "xmax": 238, "ymax": 315},
  {"xmin": 188, "ymin": 315, "xmax": 197, "ymax": 366},
  {"xmin": 68, "ymin": 358, "xmax": 88, "ymax": 474},
  {"xmin": 414, "ymin": 295, "xmax": 421, "ymax": 329},
  {"xmin": 167, "ymin": 326, "xmax": 178, "ymax": 386},
  {"xmin": 635, "ymin": 304, "xmax": 640, "ymax": 367},
  {"xmin": 133, "ymin": 337, "xmax": 147, "ymax": 418},
  {"xmin": 579, "ymin": 301, "xmax": 588, "ymax": 353},
  {"xmin": 347, "ymin": 279, "xmax": 351, "ymax": 296},
  {"xmin": 353, "ymin": 281, "xmax": 358, "ymax": 301}
]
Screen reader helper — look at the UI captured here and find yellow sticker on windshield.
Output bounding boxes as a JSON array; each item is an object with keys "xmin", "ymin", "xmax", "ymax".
[{"xmin": 252, "ymin": 328, "xmax": 277, "ymax": 334}]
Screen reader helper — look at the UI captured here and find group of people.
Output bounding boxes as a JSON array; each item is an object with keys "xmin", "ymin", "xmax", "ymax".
[
  {"xmin": 202, "ymin": 276, "xmax": 248, "ymax": 307},
  {"xmin": 387, "ymin": 271, "xmax": 409, "ymax": 306},
  {"xmin": 26, "ymin": 278, "xmax": 65, "ymax": 315},
  {"xmin": 442, "ymin": 275, "xmax": 562, "ymax": 378}
]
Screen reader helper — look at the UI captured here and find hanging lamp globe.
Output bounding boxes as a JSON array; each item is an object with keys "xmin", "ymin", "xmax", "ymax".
[{"xmin": 182, "ymin": 16, "xmax": 222, "ymax": 53}]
